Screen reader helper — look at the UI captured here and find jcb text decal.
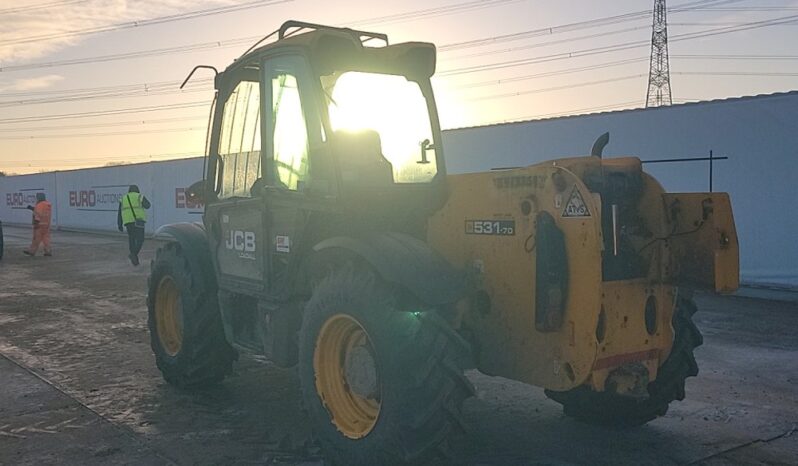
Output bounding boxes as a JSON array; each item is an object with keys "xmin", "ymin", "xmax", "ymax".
[{"xmin": 225, "ymin": 230, "xmax": 256, "ymax": 260}]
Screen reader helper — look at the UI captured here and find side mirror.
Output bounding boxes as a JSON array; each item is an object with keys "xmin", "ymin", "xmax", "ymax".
[{"xmin": 186, "ymin": 179, "xmax": 208, "ymax": 204}]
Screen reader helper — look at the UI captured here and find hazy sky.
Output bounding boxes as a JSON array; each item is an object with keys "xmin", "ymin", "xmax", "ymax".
[{"xmin": 1, "ymin": 0, "xmax": 797, "ymax": 174}]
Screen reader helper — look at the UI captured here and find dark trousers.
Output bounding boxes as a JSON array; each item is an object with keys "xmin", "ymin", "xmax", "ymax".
[{"xmin": 125, "ymin": 224, "xmax": 145, "ymax": 256}]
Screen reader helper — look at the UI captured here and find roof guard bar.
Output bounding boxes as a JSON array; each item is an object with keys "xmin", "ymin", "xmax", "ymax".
[{"xmin": 278, "ymin": 20, "xmax": 389, "ymax": 45}]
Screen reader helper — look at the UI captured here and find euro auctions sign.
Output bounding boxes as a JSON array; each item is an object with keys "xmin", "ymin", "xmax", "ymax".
[
  {"xmin": 6, "ymin": 190, "xmax": 42, "ymax": 208},
  {"xmin": 68, "ymin": 186, "xmax": 127, "ymax": 211},
  {"xmin": 175, "ymin": 187, "xmax": 203, "ymax": 210}
]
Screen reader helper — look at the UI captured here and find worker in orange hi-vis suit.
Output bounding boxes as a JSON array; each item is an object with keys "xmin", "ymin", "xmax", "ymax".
[{"xmin": 23, "ymin": 192, "xmax": 53, "ymax": 257}]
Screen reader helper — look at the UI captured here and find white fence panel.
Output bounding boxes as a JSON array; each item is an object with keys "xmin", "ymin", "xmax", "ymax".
[
  {"xmin": 0, "ymin": 173, "xmax": 57, "ymax": 226},
  {"xmin": 48, "ymin": 158, "xmax": 205, "ymax": 234},
  {"xmin": 150, "ymin": 157, "xmax": 206, "ymax": 230},
  {"xmin": 56, "ymin": 164, "xmax": 155, "ymax": 233}
]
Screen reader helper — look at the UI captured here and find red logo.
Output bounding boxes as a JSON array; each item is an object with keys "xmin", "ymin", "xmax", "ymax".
[{"xmin": 175, "ymin": 187, "xmax": 204, "ymax": 209}]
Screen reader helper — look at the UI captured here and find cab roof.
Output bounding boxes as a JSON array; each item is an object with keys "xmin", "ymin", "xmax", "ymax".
[{"xmin": 231, "ymin": 20, "xmax": 437, "ymax": 79}]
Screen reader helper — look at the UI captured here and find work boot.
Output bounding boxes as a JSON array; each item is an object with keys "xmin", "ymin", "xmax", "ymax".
[
  {"xmin": 22, "ymin": 249, "xmax": 33, "ymax": 256},
  {"xmin": 129, "ymin": 253, "xmax": 140, "ymax": 266}
]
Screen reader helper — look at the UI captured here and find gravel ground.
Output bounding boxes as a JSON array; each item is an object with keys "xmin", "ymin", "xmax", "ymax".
[{"xmin": 0, "ymin": 226, "xmax": 796, "ymax": 465}]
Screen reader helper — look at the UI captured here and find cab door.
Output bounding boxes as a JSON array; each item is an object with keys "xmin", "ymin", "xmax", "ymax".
[
  {"xmin": 205, "ymin": 63, "xmax": 269, "ymax": 293},
  {"xmin": 261, "ymin": 54, "xmax": 327, "ymax": 299}
]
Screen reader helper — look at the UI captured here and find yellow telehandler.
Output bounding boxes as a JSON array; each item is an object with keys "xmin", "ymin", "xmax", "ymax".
[{"xmin": 147, "ymin": 21, "xmax": 738, "ymax": 465}]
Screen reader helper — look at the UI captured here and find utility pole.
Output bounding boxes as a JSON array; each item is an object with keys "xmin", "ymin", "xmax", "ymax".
[{"xmin": 646, "ymin": 0, "xmax": 672, "ymax": 107}]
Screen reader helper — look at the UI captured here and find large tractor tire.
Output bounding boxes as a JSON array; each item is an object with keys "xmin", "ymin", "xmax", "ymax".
[
  {"xmin": 147, "ymin": 242, "xmax": 236, "ymax": 388},
  {"xmin": 299, "ymin": 267, "xmax": 474, "ymax": 466},
  {"xmin": 545, "ymin": 296, "xmax": 702, "ymax": 427}
]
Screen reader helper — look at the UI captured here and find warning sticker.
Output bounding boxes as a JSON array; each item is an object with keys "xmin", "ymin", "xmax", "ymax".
[
  {"xmin": 275, "ymin": 235, "xmax": 290, "ymax": 253},
  {"xmin": 562, "ymin": 186, "xmax": 591, "ymax": 218}
]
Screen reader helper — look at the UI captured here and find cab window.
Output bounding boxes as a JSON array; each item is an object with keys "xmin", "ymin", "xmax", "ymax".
[
  {"xmin": 272, "ymin": 73, "xmax": 308, "ymax": 191},
  {"xmin": 326, "ymin": 71, "xmax": 438, "ymax": 184},
  {"xmin": 217, "ymin": 79, "xmax": 261, "ymax": 199}
]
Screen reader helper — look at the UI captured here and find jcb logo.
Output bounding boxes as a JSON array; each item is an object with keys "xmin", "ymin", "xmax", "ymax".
[{"xmin": 225, "ymin": 230, "xmax": 256, "ymax": 252}]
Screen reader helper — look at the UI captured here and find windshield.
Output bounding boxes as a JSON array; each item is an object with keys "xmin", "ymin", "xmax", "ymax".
[{"xmin": 326, "ymin": 71, "xmax": 438, "ymax": 184}]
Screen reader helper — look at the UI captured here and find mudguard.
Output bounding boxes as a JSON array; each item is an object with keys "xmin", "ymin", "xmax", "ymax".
[
  {"xmin": 154, "ymin": 222, "xmax": 216, "ymax": 291},
  {"xmin": 313, "ymin": 232, "xmax": 467, "ymax": 306}
]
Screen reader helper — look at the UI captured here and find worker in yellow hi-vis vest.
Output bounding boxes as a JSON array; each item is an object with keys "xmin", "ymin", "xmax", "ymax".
[{"xmin": 117, "ymin": 184, "xmax": 151, "ymax": 266}]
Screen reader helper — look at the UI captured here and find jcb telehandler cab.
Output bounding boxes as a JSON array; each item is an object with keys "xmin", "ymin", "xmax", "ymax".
[{"xmin": 147, "ymin": 21, "xmax": 739, "ymax": 465}]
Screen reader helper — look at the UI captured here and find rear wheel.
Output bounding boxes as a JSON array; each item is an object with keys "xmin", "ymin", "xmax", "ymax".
[
  {"xmin": 299, "ymin": 267, "xmax": 474, "ymax": 465},
  {"xmin": 545, "ymin": 295, "xmax": 702, "ymax": 427},
  {"xmin": 147, "ymin": 242, "xmax": 236, "ymax": 388}
]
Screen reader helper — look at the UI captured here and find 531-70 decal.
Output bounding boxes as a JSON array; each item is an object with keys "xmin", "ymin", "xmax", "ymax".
[{"xmin": 465, "ymin": 220, "xmax": 515, "ymax": 236}]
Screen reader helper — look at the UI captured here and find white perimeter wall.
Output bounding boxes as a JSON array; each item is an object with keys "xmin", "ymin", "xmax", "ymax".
[
  {"xmin": 2, "ymin": 92, "xmax": 795, "ymax": 286},
  {"xmin": 1, "ymin": 157, "xmax": 205, "ymax": 235},
  {"xmin": 441, "ymin": 92, "xmax": 798, "ymax": 288},
  {"xmin": 0, "ymin": 172, "xmax": 58, "ymax": 226}
]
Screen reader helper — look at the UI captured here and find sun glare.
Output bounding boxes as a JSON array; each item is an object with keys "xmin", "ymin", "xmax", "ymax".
[{"xmin": 328, "ymin": 71, "xmax": 438, "ymax": 183}]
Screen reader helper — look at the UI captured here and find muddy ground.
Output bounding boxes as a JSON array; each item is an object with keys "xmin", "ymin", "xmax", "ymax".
[{"xmin": 0, "ymin": 226, "xmax": 796, "ymax": 465}]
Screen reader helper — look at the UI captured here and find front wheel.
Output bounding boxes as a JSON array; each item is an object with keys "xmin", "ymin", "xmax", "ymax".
[
  {"xmin": 545, "ymin": 295, "xmax": 703, "ymax": 427},
  {"xmin": 147, "ymin": 242, "xmax": 236, "ymax": 388},
  {"xmin": 299, "ymin": 267, "xmax": 474, "ymax": 465}
]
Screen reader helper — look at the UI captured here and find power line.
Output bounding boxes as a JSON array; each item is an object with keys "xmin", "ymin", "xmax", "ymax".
[
  {"xmin": 347, "ymin": 0, "xmax": 525, "ymax": 27},
  {"xmin": 445, "ymin": 57, "xmax": 648, "ymax": 89},
  {"xmin": 673, "ymin": 21, "xmax": 798, "ymax": 25},
  {"xmin": 0, "ymin": 0, "xmax": 292, "ymax": 46},
  {"xmin": 0, "ymin": 78, "xmax": 210, "ymax": 98},
  {"xmin": 0, "ymin": 0, "xmax": 88, "ymax": 15},
  {"xmin": 439, "ymin": 11, "xmax": 648, "ymax": 52},
  {"xmin": 687, "ymin": 6, "xmax": 798, "ymax": 11},
  {"xmin": 0, "ymin": 116, "xmax": 207, "ymax": 133},
  {"xmin": 438, "ymin": 12, "xmax": 798, "ymax": 77},
  {"xmin": 0, "ymin": 85, "xmax": 212, "ymax": 108},
  {"xmin": 441, "ymin": 25, "xmax": 650, "ymax": 62},
  {"xmin": 0, "ymin": 1, "xmax": 525, "ymax": 74},
  {"xmin": 0, "ymin": 101, "xmax": 210, "ymax": 124},
  {"xmin": 0, "ymin": 0, "xmax": 744, "ymax": 74},
  {"xmin": 674, "ymin": 70, "xmax": 798, "ymax": 77},
  {"xmin": 467, "ymin": 74, "xmax": 644, "ymax": 102},
  {"xmin": 0, "ymin": 151, "xmax": 202, "ymax": 168},
  {"xmin": 438, "ymin": 0, "xmax": 745, "ymax": 52},
  {"xmin": 16, "ymin": 16, "xmax": 788, "ymax": 107},
  {"xmin": 8, "ymin": 10, "xmax": 794, "ymax": 127},
  {"xmin": 0, "ymin": 38, "xmax": 257, "ymax": 73},
  {"xmin": 4, "ymin": 73, "xmax": 648, "ymax": 131},
  {"xmin": 0, "ymin": 0, "xmax": 784, "ymax": 141},
  {"xmin": 479, "ymin": 100, "xmax": 644, "ymax": 126},
  {"xmin": 0, "ymin": 126, "xmax": 205, "ymax": 140},
  {"xmin": 6, "ymin": 4, "xmax": 768, "ymax": 101},
  {"xmin": 0, "ymin": 1, "xmax": 521, "ymax": 73},
  {"xmin": 673, "ymin": 53, "xmax": 798, "ymax": 60}
]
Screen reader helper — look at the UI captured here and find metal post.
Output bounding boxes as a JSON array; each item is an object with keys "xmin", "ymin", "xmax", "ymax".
[
  {"xmin": 709, "ymin": 150, "xmax": 713, "ymax": 192},
  {"xmin": 611, "ymin": 204, "xmax": 619, "ymax": 256}
]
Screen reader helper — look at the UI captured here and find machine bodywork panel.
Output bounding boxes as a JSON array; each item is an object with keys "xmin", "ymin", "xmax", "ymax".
[
  {"xmin": 427, "ymin": 156, "xmax": 731, "ymax": 393},
  {"xmin": 428, "ymin": 162, "xmax": 603, "ymax": 391},
  {"xmin": 662, "ymin": 193, "xmax": 739, "ymax": 293}
]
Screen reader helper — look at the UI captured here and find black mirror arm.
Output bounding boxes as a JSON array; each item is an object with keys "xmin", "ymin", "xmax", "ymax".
[{"xmin": 418, "ymin": 139, "xmax": 433, "ymax": 164}]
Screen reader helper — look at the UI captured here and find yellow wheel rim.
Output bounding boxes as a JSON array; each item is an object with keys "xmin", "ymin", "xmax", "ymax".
[
  {"xmin": 155, "ymin": 275, "xmax": 183, "ymax": 357},
  {"xmin": 314, "ymin": 313, "xmax": 381, "ymax": 439}
]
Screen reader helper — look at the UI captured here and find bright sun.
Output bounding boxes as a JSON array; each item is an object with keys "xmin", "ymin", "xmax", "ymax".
[{"xmin": 328, "ymin": 71, "xmax": 438, "ymax": 183}]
